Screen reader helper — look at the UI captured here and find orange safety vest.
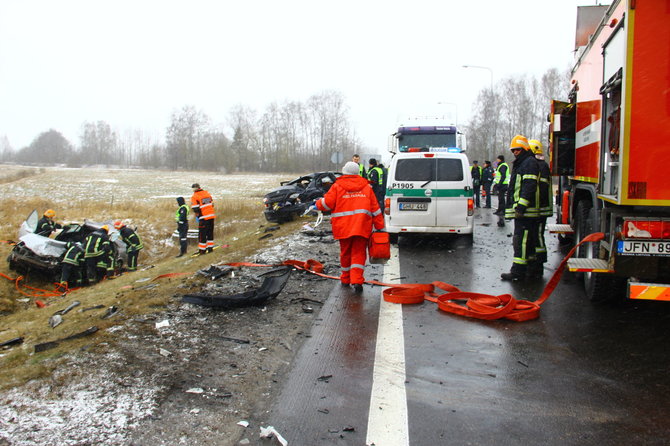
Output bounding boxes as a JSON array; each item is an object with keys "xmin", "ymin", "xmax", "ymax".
[
  {"xmin": 191, "ymin": 189, "xmax": 216, "ymax": 220},
  {"xmin": 316, "ymin": 175, "xmax": 384, "ymax": 239}
]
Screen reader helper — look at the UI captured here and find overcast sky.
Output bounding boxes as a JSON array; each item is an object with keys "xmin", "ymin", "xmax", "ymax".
[{"xmin": 0, "ymin": 0, "xmax": 598, "ymax": 152}]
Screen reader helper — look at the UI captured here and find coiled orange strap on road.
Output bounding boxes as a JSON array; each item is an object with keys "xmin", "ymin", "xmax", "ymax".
[{"xmin": 378, "ymin": 233, "xmax": 604, "ymax": 322}]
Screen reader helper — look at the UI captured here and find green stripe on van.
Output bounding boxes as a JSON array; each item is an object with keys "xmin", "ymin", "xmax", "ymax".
[{"xmin": 386, "ymin": 189, "xmax": 473, "ymax": 198}]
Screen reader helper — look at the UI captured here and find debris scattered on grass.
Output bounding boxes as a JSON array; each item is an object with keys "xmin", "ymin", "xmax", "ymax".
[
  {"xmin": 101, "ymin": 306, "xmax": 119, "ymax": 319},
  {"xmin": 155, "ymin": 320, "xmax": 170, "ymax": 329},
  {"xmin": 48, "ymin": 314, "xmax": 63, "ymax": 328},
  {"xmin": 237, "ymin": 420, "xmax": 249, "ymax": 427},
  {"xmin": 34, "ymin": 326, "xmax": 99, "ymax": 353},
  {"xmin": 81, "ymin": 304, "xmax": 105, "ymax": 312},
  {"xmin": 185, "ymin": 388, "xmax": 204, "ymax": 394},
  {"xmin": 0, "ymin": 337, "xmax": 23, "ymax": 349},
  {"xmin": 159, "ymin": 348, "xmax": 172, "ymax": 357},
  {"xmin": 221, "ymin": 336, "xmax": 250, "ymax": 344}
]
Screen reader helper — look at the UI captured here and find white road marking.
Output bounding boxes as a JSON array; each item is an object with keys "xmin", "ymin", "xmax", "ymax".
[{"xmin": 366, "ymin": 244, "xmax": 409, "ymax": 446}]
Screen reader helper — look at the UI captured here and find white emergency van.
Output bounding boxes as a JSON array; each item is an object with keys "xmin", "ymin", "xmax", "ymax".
[{"xmin": 384, "ymin": 147, "xmax": 475, "ymax": 243}]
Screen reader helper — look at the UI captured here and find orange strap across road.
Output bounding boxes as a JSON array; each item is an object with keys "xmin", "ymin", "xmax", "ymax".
[{"xmin": 378, "ymin": 233, "xmax": 605, "ymax": 322}]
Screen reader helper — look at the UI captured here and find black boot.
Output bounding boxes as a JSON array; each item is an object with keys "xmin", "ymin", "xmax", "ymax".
[{"xmin": 501, "ymin": 267, "xmax": 525, "ymax": 281}]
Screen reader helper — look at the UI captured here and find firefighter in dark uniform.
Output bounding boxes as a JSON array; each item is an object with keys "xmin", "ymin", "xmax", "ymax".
[
  {"xmin": 60, "ymin": 241, "xmax": 85, "ymax": 288},
  {"xmin": 36, "ymin": 209, "xmax": 62, "ymax": 236},
  {"xmin": 481, "ymin": 161, "xmax": 494, "ymax": 208},
  {"xmin": 367, "ymin": 158, "xmax": 385, "ymax": 212},
  {"xmin": 471, "ymin": 161, "xmax": 482, "ymax": 208},
  {"xmin": 113, "ymin": 220, "xmax": 143, "ymax": 271},
  {"xmin": 175, "ymin": 196, "xmax": 189, "ymax": 257},
  {"xmin": 501, "ymin": 135, "xmax": 541, "ymax": 281},
  {"xmin": 527, "ymin": 139, "xmax": 553, "ymax": 278},
  {"xmin": 84, "ymin": 225, "xmax": 111, "ymax": 283}
]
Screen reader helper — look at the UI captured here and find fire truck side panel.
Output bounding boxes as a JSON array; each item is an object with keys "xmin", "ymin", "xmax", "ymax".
[
  {"xmin": 574, "ymin": 100, "xmax": 601, "ymax": 183},
  {"xmin": 571, "ymin": 1, "xmax": 627, "ymax": 184},
  {"xmin": 623, "ymin": 1, "xmax": 670, "ymax": 205}
]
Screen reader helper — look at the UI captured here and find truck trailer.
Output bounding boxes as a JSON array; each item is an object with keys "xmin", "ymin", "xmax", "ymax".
[{"xmin": 549, "ymin": 0, "xmax": 670, "ymax": 301}]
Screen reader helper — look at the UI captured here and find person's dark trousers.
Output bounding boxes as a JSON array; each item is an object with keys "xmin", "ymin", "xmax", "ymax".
[
  {"xmin": 473, "ymin": 183, "xmax": 481, "ymax": 207},
  {"xmin": 198, "ymin": 218, "xmax": 215, "ymax": 253},
  {"xmin": 496, "ymin": 185, "xmax": 508, "ymax": 213},
  {"xmin": 527, "ymin": 217, "xmax": 547, "ymax": 276},
  {"xmin": 60, "ymin": 263, "xmax": 82, "ymax": 287},
  {"xmin": 85, "ymin": 256, "xmax": 101, "ymax": 283},
  {"xmin": 483, "ymin": 182, "xmax": 492, "ymax": 207},
  {"xmin": 510, "ymin": 217, "xmax": 539, "ymax": 275},
  {"xmin": 177, "ymin": 222, "xmax": 188, "ymax": 255},
  {"xmin": 127, "ymin": 249, "xmax": 140, "ymax": 271}
]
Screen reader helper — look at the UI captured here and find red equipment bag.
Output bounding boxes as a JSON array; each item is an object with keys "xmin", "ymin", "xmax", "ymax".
[{"xmin": 368, "ymin": 232, "xmax": 391, "ymax": 263}]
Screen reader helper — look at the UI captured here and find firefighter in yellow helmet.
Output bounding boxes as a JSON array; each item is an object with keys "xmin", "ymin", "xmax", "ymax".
[
  {"xmin": 527, "ymin": 139, "xmax": 553, "ymax": 278},
  {"xmin": 36, "ymin": 209, "xmax": 62, "ymax": 237},
  {"xmin": 501, "ymin": 135, "xmax": 541, "ymax": 281}
]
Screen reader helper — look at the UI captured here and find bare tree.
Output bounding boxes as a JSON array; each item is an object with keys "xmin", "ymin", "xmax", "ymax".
[
  {"xmin": 166, "ymin": 106, "xmax": 211, "ymax": 170},
  {"xmin": 0, "ymin": 135, "xmax": 13, "ymax": 162}
]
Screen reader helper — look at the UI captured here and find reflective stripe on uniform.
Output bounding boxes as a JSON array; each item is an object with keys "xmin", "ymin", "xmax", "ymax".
[
  {"xmin": 331, "ymin": 209, "xmax": 377, "ymax": 218},
  {"xmin": 319, "ymin": 198, "xmax": 331, "ymax": 211}
]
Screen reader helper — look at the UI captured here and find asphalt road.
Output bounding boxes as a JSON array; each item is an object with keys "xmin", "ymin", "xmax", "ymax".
[{"xmin": 263, "ymin": 207, "xmax": 670, "ymax": 446}]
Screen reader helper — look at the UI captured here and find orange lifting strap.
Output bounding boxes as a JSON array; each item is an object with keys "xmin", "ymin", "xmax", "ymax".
[{"xmin": 379, "ymin": 232, "xmax": 604, "ymax": 321}]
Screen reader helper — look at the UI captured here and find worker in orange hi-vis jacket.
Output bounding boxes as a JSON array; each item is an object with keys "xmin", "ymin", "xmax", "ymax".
[
  {"xmin": 190, "ymin": 183, "xmax": 216, "ymax": 255},
  {"xmin": 314, "ymin": 161, "xmax": 385, "ymax": 293}
]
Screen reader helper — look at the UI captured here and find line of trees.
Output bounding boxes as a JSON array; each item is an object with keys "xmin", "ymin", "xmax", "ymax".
[
  {"xmin": 464, "ymin": 67, "xmax": 570, "ymax": 163},
  {"xmin": 0, "ymin": 71, "xmax": 571, "ymax": 172},
  {"xmin": 0, "ymin": 90, "xmax": 362, "ymax": 173}
]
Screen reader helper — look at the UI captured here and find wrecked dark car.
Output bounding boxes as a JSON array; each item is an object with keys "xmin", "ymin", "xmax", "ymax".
[
  {"xmin": 7, "ymin": 210, "xmax": 128, "ymax": 281},
  {"xmin": 262, "ymin": 171, "xmax": 340, "ymax": 223}
]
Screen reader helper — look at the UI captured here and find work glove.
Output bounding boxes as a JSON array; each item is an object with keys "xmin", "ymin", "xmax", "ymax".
[
  {"xmin": 195, "ymin": 216, "xmax": 200, "ymax": 223},
  {"xmin": 308, "ymin": 204, "xmax": 317, "ymax": 212},
  {"xmin": 514, "ymin": 206, "xmax": 525, "ymax": 219}
]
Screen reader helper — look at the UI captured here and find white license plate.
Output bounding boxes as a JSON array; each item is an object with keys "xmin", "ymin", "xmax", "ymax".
[
  {"xmin": 617, "ymin": 240, "xmax": 670, "ymax": 256},
  {"xmin": 399, "ymin": 202, "xmax": 428, "ymax": 211}
]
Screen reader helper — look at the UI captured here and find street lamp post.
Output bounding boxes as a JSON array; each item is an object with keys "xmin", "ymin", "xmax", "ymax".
[
  {"xmin": 462, "ymin": 65, "xmax": 493, "ymax": 90},
  {"xmin": 463, "ymin": 65, "xmax": 495, "ymax": 161}
]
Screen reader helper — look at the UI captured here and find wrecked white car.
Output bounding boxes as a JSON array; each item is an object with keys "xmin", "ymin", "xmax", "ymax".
[{"xmin": 6, "ymin": 210, "xmax": 128, "ymax": 281}]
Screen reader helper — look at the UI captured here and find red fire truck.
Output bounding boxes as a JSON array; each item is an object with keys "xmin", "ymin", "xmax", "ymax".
[{"xmin": 549, "ymin": 0, "xmax": 670, "ymax": 302}]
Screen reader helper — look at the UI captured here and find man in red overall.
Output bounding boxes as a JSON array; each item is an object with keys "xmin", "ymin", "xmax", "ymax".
[{"xmin": 315, "ymin": 161, "xmax": 385, "ymax": 293}]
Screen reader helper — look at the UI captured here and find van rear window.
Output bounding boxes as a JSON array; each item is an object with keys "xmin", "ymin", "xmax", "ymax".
[{"xmin": 395, "ymin": 159, "xmax": 464, "ymax": 181}]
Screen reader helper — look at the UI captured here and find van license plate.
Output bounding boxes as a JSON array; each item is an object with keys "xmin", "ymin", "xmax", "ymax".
[
  {"xmin": 617, "ymin": 240, "xmax": 670, "ymax": 256},
  {"xmin": 399, "ymin": 203, "xmax": 428, "ymax": 211}
]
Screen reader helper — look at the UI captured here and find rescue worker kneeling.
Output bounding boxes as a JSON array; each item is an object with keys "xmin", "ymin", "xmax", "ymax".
[
  {"xmin": 84, "ymin": 225, "xmax": 112, "ymax": 283},
  {"xmin": 314, "ymin": 161, "xmax": 385, "ymax": 293},
  {"xmin": 114, "ymin": 220, "xmax": 143, "ymax": 271},
  {"xmin": 60, "ymin": 241, "xmax": 85, "ymax": 288}
]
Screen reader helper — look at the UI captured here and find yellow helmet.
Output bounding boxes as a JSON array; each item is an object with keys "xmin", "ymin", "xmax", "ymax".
[
  {"xmin": 509, "ymin": 135, "xmax": 530, "ymax": 151},
  {"xmin": 101, "ymin": 225, "xmax": 109, "ymax": 232},
  {"xmin": 44, "ymin": 209, "xmax": 56, "ymax": 218},
  {"xmin": 529, "ymin": 139, "xmax": 543, "ymax": 155}
]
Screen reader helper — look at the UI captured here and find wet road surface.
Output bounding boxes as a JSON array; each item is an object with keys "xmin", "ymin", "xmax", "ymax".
[{"xmin": 264, "ymin": 208, "xmax": 670, "ymax": 445}]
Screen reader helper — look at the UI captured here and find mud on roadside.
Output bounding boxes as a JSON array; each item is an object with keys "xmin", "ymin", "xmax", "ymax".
[{"xmin": 0, "ymin": 226, "xmax": 340, "ymax": 446}]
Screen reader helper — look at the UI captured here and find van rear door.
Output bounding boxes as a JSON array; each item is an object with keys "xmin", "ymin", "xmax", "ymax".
[
  {"xmin": 434, "ymin": 157, "xmax": 470, "ymax": 227},
  {"xmin": 389, "ymin": 156, "xmax": 438, "ymax": 227}
]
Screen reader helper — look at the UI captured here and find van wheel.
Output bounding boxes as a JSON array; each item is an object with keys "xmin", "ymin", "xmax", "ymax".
[{"xmin": 389, "ymin": 233, "xmax": 399, "ymax": 244}]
